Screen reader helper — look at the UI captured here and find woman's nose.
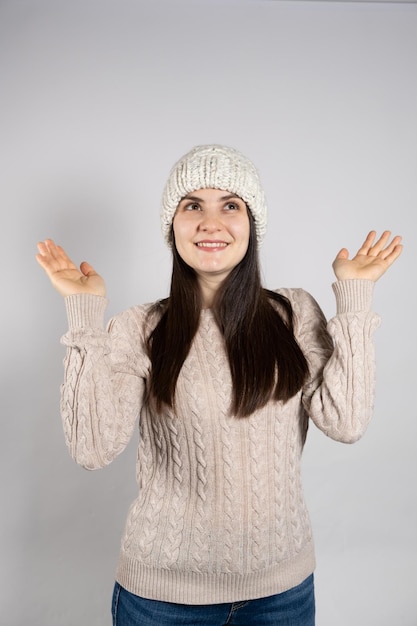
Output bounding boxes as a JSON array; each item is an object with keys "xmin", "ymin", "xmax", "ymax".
[{"xmin": 197, "ymin": 213, "xmax": 222, "ymax": 232}]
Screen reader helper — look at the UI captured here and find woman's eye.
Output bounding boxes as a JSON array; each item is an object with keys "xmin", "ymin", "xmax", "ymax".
[
  {"xmin": 225, "ymin": 202, "xmax": 238, "ymax": 210},
  {"xmin": 185, "ymin": 203, "xmax": 201, "ymax": 211}
]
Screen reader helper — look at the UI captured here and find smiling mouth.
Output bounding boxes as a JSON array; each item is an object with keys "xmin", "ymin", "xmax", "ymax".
[{"xmin": 195, "ymin": 242, "xmax": 228, "ymax": 249}]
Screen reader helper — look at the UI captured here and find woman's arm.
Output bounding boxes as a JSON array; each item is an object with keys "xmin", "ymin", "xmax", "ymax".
[
  {"xmin": 297, "ymin": 231, "xmax": 402, "ymax": 443},
  {"xmin": 36, "ymin": 239, "xmax": 148, "ymax": 469},
  {"xmin": 60, "ymin": 296, "xmax": 148, "ymax": 469}
]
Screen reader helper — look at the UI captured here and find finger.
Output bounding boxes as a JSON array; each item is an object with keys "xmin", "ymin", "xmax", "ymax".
[
  {"xmin": 378, "ymin": 235, "xmax": 402, "ymax": 259},
  {"xmin": 80, "ymin": 261, "xmax": 98, "ymax": 277},
  {"xmin": 46, "ymin": 239, "xmax": 71, "ymax": 264},
  {"xmin": 334, "ymin": 248, "xmax": 349, "ymax": 261},
  {"xmin": 37, "ymin": 240, "xmax": 61, "ymax": 266},
  {"xmin": 357, "ymin": 231, "xmax": 396, "ymax": 257},
  {"xmin": 36, "ymin": 240, "xmax": 53, "ymax": 258},
  {"xmin": 382, "ymin": 242, "xmax": 403, "ymax": 265},
  {"xmin": 368, "ymin": 230, "xmax": 393, "ymax": 256},
  {"xmin": 36, "ymin": 240, "xmax": 57, "ymax": 268},
  {"xmin": 35, "ymin": 250, "xmax": 50, "ymax": 269},
  {"xmin": 356, "ymin": 231, "xmax": 377, "ymax": 255},
  {"xmin": 35, "ymin": 251, "xmax": 59, "ymax": 279},
  {"xmin": 42, "ymin": 239, "xmax": 77, "ymax": 269},
  {"xmin": 43, "ymin": 239, "xmax": 60, "ymax": 259}
]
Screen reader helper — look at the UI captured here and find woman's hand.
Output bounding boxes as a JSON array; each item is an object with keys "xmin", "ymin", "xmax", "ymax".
[
  {"xmin": 36, "ymin": 239, "xmax": 106, "ymax": 297},
  {"xmin": 332, "ymin": 230, "xmax": 403, "ymax": 282}
]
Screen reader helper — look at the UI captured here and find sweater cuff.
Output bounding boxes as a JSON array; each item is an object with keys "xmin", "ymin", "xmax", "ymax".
[
  {"xmin": 332, "ymin": 279, "xmax": 374, "ymax": 314},
  {"xmin": 65, "ymin": 294, "xmax": 108, "ymax": 329}
]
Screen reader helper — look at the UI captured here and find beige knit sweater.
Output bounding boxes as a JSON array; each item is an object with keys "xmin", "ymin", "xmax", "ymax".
[{"xmin": 60, "ymin": 279, "xmax": 379, "ymax": 604}]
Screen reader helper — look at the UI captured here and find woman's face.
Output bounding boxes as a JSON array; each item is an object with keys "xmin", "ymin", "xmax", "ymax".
[{"xmin": 172, "ymin": 188, "xmax": 250, "ymax": 293}]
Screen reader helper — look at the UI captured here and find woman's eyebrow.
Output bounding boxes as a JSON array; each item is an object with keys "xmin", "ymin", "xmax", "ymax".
[
  {"xmin": 181, "ymin": 193, "xmax": 241, "ymax": 202},
  {"xmin": 219, "ymin": 194, "xmax": 241, "ymax": 201},
  {"xmin": 180, "ymin": 194, "xmax": 204, "ymax": 202}
]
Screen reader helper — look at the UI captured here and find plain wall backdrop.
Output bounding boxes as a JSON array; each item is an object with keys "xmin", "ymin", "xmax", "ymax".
[{"xmin": 1, "ymin": 0, "xmax": 416, "ymax": 624}]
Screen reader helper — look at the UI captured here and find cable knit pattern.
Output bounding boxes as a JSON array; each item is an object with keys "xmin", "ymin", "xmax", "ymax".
[{"xmin": 59, "ymin": 280, "xmax": 380, "ymax": 604}]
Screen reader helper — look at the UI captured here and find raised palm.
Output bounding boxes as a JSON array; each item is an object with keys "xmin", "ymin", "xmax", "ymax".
[
  {"xmin": 332, "ymin": 231, "xmax": 403, "ymax": 282},
  {"xmin": 36, "ymin": 239, "xmax": 106, "ymax": 297}
]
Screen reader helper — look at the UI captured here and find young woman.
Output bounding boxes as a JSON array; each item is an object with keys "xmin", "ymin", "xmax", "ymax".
[{"xmin": 36, "ymin": 145, "xmax": 402, "ymax": 626}]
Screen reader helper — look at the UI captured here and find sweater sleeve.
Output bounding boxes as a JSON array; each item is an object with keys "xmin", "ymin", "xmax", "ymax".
[
  {"xmin": 292, "ymin": 280, "xmax": 381, "ymax": 443},
  {"xmin": 59, "ymin": 294, "xmax": 151, "ymax": 470}
]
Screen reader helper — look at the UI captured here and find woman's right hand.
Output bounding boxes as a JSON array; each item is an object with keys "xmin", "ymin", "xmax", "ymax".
[{"xmin": 36, "ymin": 239, "xmax": 106, "ymax": 298}]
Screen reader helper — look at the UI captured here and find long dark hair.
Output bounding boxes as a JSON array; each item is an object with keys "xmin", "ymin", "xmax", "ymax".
[{"xmin": 147, "ymin": 212, "xmax": 309, "ymax": 417}]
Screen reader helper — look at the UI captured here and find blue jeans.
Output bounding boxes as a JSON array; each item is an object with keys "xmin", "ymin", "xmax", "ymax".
[{"xmin": 111, "ymin": 574, "xmax": 315, "ymax": 625}]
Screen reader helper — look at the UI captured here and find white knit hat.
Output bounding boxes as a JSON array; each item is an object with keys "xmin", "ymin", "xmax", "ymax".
[{"xmin": 160, "ymin": 144, "xmax": 267, "ymax": 245}]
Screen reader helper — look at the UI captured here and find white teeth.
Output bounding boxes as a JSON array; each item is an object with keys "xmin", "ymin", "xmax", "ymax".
[{"xmin": 196, "ymin": 242, "xmax": 227, "ymax": 248}]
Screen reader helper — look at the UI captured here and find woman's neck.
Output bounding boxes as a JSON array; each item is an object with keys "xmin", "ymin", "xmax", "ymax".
[{"xmin": 198, "ymin": 277, "xmax": 222, "ymax": 308}]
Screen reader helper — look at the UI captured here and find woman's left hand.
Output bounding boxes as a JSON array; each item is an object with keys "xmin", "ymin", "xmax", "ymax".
[{"xmin": 332, "ymin": 230, "xmax": 403, "ymax": 282}]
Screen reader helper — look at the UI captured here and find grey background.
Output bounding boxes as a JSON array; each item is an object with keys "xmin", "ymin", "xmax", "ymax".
[{"xmin": 1, "ymin": 0, "xmax": 416, "ymax": 624}]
